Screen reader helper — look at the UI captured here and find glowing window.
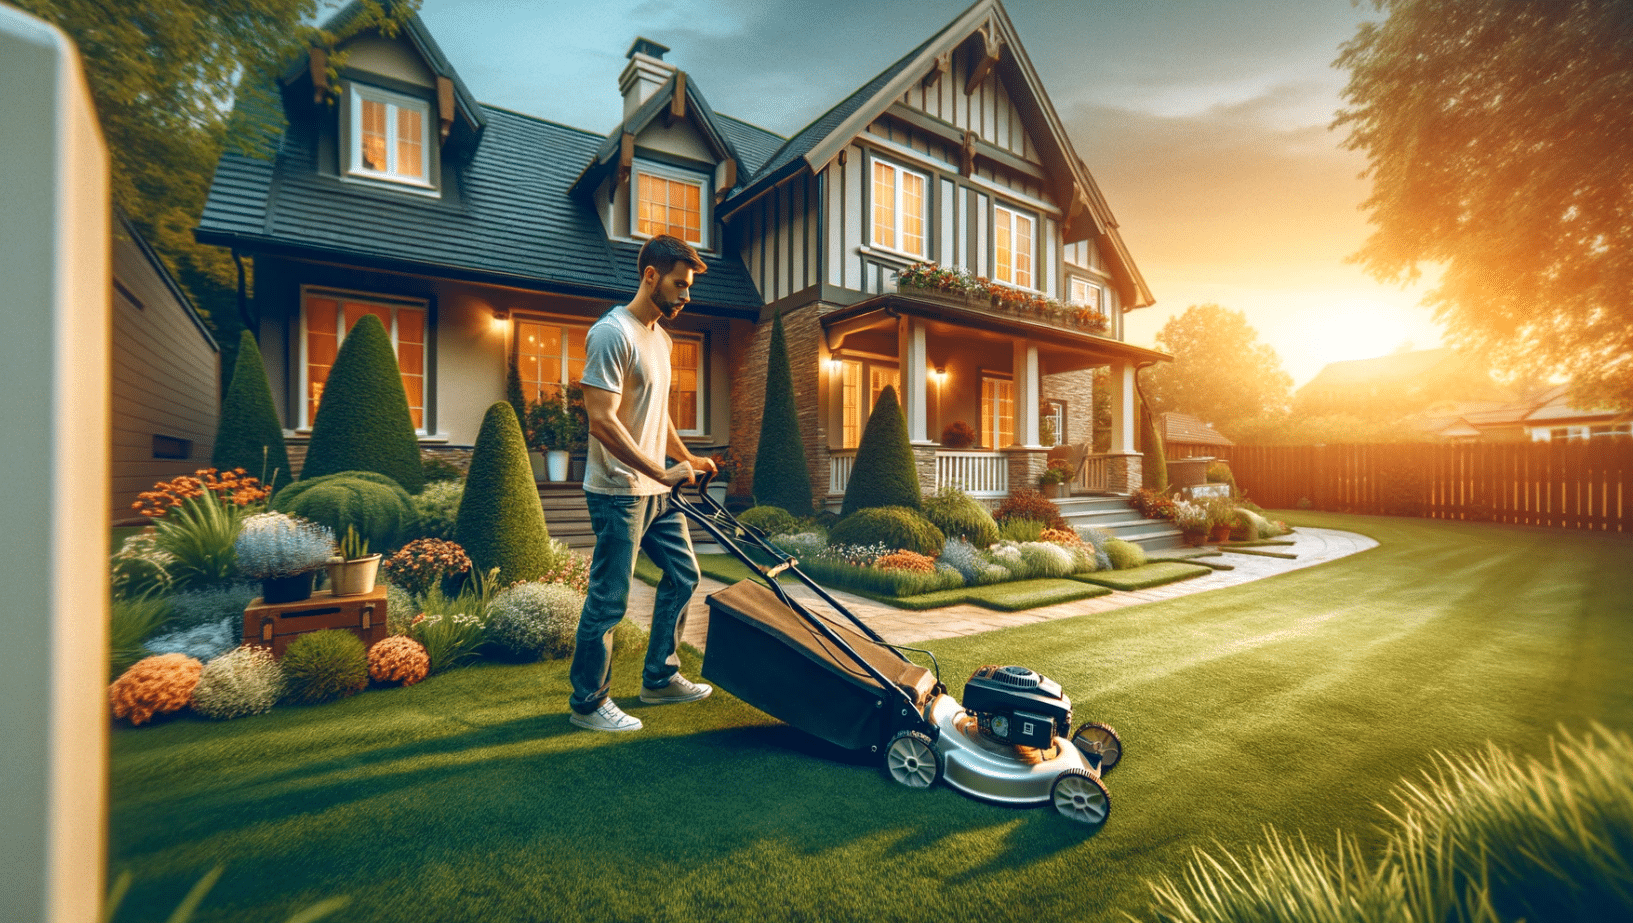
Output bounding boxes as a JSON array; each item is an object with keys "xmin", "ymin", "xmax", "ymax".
[
  {"xmin": 348, "ymin": 84, "xmax": 431, "ymax": 186},
  {"xmin": 994, "ymin": 204, "xmax": 1034, "ymax": 289},
  {"xmin": 871, "ymin": 160, "xmax": 927, "ymax": 258},
  {"xmin": 303, "ymin": 292, "xmax": 427, "ymax": 432}
]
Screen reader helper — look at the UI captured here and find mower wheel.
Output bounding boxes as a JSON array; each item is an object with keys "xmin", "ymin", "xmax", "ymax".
[
  {"xmin": 1071, "ymin": 722, "xmax": 1123, "ymax": 774},
  {"xmin": 884, "ymin": 730, "xmax": 942, "ymax": 789},
  {"xmin": 1051, "ymin": 769, "xmax": 1110, "ymax": 826}
]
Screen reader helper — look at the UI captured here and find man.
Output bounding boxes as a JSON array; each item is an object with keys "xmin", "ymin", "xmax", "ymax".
[{"xmin": 568, "ymin": 234, "xmax": 719, "ymax": 732}]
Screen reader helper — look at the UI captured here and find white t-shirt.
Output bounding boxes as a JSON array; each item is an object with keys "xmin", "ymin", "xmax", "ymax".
[{"xmin": 579, "ymin": 304, "xmax": 672, "ymax": 495}]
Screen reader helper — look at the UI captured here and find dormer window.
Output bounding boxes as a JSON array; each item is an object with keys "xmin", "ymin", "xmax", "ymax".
[
  {"xmin": 347, "ymin": 83, "xmax": 433, "ymax": 188},
  {"xmin": 633, "ymin": 161, "xmax": 709, "ymax": 247}
]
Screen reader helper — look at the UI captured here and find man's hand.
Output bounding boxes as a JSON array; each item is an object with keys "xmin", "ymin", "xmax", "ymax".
[
  {"xmin": 685, "ymin": 454, "xmax": 719, "ymax": 477},
  {"xmin": 660, "ymin": 461, "xmax": 696, "ymax": 488}
]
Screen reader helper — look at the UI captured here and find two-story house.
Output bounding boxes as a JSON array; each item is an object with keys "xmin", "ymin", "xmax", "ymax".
[{"xmin": 195, "ymin": 0, "xmax": 1165, "ymax": 515}]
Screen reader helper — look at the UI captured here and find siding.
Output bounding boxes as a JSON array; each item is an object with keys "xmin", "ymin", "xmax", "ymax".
[
  {"xmin": 896, "ymin": 42, "xmax": 1039, "ymax": 161},
  {"xmin": 111, "ymin": 230, "xmax": 220, "ymax": 520},
  {"xmin": 736, "ymin": 172, "xmax": 821, "ymax": 304}
]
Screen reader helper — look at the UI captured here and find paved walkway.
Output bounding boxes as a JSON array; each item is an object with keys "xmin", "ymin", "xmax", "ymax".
[{"xmin": 625, "ymin": 527, "xmax": 1377, "ymax": 651}]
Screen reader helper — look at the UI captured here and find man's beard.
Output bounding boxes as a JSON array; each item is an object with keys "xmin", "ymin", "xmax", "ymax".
[{"xmin": 653, "ymin": 291, "xmax": 686, "ymax": 320}]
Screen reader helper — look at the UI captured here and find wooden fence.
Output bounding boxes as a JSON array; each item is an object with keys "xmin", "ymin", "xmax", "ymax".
[{"xmin": 1229, "ymin": 442, "xmax": 1633, "ymax": 532}]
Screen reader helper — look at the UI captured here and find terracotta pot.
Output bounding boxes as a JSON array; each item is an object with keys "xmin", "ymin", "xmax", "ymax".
[
  {"xmin": 1182, "ymin": 529, "xmax": 1208, "ymax": 547},
  {"xmin": 1210, "ymin": 524, "xmax": 1233, "ymax": 543},
  {"xmin": 326, "ymin": 554, "xmax": 381, "ymax": 597}
]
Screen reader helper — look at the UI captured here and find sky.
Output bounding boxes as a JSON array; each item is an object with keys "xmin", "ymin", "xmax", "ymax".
[{"xmin": 415, "ymin": 0, "xmax": 1446, "ymax": 388}]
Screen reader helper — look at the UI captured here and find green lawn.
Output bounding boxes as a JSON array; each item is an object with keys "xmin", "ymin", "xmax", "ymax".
[{"xmin": 107, "ymin": 512, "xmax": 1633, "ymax": 922}]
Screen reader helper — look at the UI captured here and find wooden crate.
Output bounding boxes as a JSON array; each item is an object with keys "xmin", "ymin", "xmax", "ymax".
[{"xmin": 242, "ymin": 585, "xmax": 387, "ymax": 658}]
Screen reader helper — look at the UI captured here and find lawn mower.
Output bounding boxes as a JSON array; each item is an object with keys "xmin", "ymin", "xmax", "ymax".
[{"xmin": 671, "ymin": 474, "xmax": 1124, "ymax": 828}]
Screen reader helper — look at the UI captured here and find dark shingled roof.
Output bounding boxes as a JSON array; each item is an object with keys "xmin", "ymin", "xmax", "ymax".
[
  {"xmin": 1162, "ymin": 412, "xmax": 1234, "ymax": 447},
  {"xmin": 199, "ymin": 103, "xmax": 763, "ymax": 313},
  {"xmin": 715, "ymin": 114, "xmax": 784, "ymax": 180}
]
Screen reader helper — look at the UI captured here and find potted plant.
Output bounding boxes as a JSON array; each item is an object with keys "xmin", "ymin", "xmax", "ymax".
[
  {"xmin": 1038, "ymin": 458, "xmax": 1074, "ymax": 498},
  {"xmin": 940, "ymin": 420, "xmax": 977, "ymax": 449},
  {"xmin": 1172, "ymin": 499, "xmax": 1210, "ymax": 546},
  {"xmin": 523, "ymin": 398, "xmax": 559, "ymax": 482},
  {"xmin": 1204, "ymin": 495, "xmax": 1236, "ymax": 543},
  {"xmin": 326, "ymin": 525, "xmax": 382, "ymax": 596},
  {"xmin": 235, "ymin": 512, "xmax": 336, "ymax": 604}
]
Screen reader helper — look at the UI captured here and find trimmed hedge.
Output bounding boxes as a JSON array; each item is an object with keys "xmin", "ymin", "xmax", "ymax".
[
  {"xmin": 922, "ymin": 486, "xmax": 1000, "ymax": 547},
  {"xmin": 752, "ymin": 310, "xmax": 813, "ymax": 514},
  {"xmin": 271, "ymin": 471, "xmax": 415, "ymax": 553},
  {"xmin": 738, "ymin": 505, "xmax": 800, "ymax": 536},
  {"xmin": 841, "ymin": 384, "xmax": 921, "ymax": 516},
  {"xmin": 455, "ymin": 402, "xmax": 552, "ymax": 586},
  {"xmin": 212, "ymin": 331, "xmax": 290, "ymax": 487},
  {"xmin": 828, "ymin": 506, "xmax": 945, "ymax": 556},
  {"xmin": 301, "ymin": 314, "xmax": 425, "ymax": 493}
]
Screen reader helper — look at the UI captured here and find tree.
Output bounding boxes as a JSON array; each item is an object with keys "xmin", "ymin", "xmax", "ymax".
[
  {"xmin": 840, "ymin": 385, "xmax": 921, "ymax": 517},
  {"xmin": 1334, "ymin": 0, "xmax": 1633, "ymax": 411},
  {"xmin": 301, "ymin": 314, "xmax": 425, "ymax": 493},
  {"xmin": 455, "ymin": 402, "xmax": 552, "ymax": 586},
  {"xmin": 1141, "ymin": 304, "xmax": 1292, "ymax": 426},
  {"xmin": 15, "ymin": 0, "xmax": 420, "ymax": 380},
  {"xmin": 212, "ymin": 330, "xmax": 290, "ymax": 485},
  {"xmin": 751, "ymin": 311, "xmax": 813, "ymax": 513}
]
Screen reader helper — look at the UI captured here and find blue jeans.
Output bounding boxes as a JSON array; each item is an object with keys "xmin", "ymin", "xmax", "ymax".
[{"xmin": 568, "ymin": 491, "xmax": 700, "ymax": 714}]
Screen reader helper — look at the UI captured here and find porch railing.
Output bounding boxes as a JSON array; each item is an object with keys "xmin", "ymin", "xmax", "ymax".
[
  {"xmin": 1077, "ymin": 453, "xmax": 1112, "ymax": 492},
  {"xmin": 829, "ymin": 449, "xmax": 856, "ymax": 495},
  {"xmin": 936, "ymin": 451, "xmax": 1008, "ymax": 497}
]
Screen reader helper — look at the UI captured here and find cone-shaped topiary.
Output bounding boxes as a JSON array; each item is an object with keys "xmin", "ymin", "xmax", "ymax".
[
  {"xmin": 454, "ymin": 402, "xmax": 552, "ymax": 585},
  {"xmin": 841, "ymin": 384, "xmax": 921, "ymax": 516},
  {"xmin": 301, "ymin": 314, "xmax": 424, "ymax": 493},
  {"xmin": 752, "ymin": 310, "xmax": 813, "ymax": 514},
  {"xmin": 1140, "ymin": 394, "xmax": 1168, "ymax": 493},
  {"xmin": 281, "ymin": 629, "xmax": 368, "ymax": 705},
  {"xmin": 212, "ymin": 331, "xmax": 290, "ymax": 487},
  {"xmin": 270, "ymin": 471, "xmax": 415, "ymax": 553}
]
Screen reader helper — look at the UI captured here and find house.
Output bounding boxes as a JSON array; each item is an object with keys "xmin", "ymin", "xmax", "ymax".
[
  {"xmin": 1162, "ymin": 412, "xmax": 1233, "ymax": 461},
  {"xmin": 1294, "ymin": 348, "xmax": 1509, "ymax": 421},
  {"xmin": 1410, "ymin": 385, "xmax": 1631, "ymax": 444},
  {"xmin": 112, "ymin": 214, "xmax": 220, "ymax": 521},
  {"xmin": 194, "ymin": 0, "xmax": 1164, "ymax": 515}
]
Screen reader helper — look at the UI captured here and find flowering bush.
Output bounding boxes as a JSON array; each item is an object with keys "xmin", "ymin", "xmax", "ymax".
[
  {"xmin": 1172, "ymin": 500, "xmax": 1210, "ymax": 532},
  {"xmin": 823, "ymin": 542, "xmax": 893, "ymax": 567},
  {"xmin": 769, "ymin": 532, "xmax": 829, "ymax": 561},
  {"xmin": 132, "ymin": 468, "xmax": 272, "ymax": 518},
  {"xmin": 875, "ymin": 550, "xmax": 936, "ymax": 574},
  {"xmin": 993, "ymin": 489, "xmax": 1068, "ymax": 531},
  {"xmin": 1040, "ymin": 527, "xmax": 1081, "ymax": 546},
  {"xmin": 190, "ymin": 645, "xmax": 284, "ymax": 719},
  {"xmin": 110, "ymin": 531, "xmax": 176, "ymax": 600},
  {"xmin": 896, "ymin": 262, "xmax": 1110, "ymax": 333},
  {"xmin": 487, "ymin": 582, "xmax": 585, "ymax": 660},
  {"xmin": 110, "ymin": 653, "xmax": 202, "ymax": 725},
  {"xmin": 939, "ymin": 420, "xmax": 977, "ymax": 449},
  {"xmin": 368, "ymin": 636, "xmax": 430, "ymax": 686},
  {"xmin": 383, "ymin": 538, "xmax": 473, "ymax": 598},
  {"xmin": 537, "ymin": 540, "xmax": 590, "ymax": 595}
]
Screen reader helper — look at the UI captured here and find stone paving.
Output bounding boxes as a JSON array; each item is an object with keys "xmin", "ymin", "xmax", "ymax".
[{"xmin": 624, "ymin": 527, "xmax": 1378, "ymax": 652}]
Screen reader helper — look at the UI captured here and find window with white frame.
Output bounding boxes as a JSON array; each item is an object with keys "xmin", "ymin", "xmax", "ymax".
[
  {"xmin": 981, "ymin": 376, "xmax": 1015, "ymax": 448},
  {"xmin": 515, "ymin": 319, "xmax": 589, "ymax": 404},
  {"xmin": 1042, "ymin": 400, "xmax": 1064, "ymax": 447},
  {"xmin": 840, "ymin": 360, "xmax": 863, "ymax": 449},
  {"xmin": 347, "ymin": 84, "xmax": 432, "ymax": 187},
  {"xmin": 870, "ymin": 159, "xmax": 927, "ymax": 258},
  {"xmin": 634, "ymin": 163, "xmax": 709, "ymax": 247},
  {"xmin": 1069, "ymin": 277, "xmax": 1103, "ymax": 310},
  {"xmin": 303, "ymin": 291, "xmax": 428, "ymax": 432},
  {"xmin": 668, "ymin": 334, "xmax": 705, "ymax": 436},
  {"xmin": 994, "ymin": 204, "xmax": 1035, "ymax": 289}
]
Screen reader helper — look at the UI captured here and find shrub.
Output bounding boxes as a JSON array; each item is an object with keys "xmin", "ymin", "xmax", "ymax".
[
  {"xmin": 841, "ymin": 385, "xmax": 922, "ymax": 516},
  {"xmin": 940, "ymin": 538, "xmax": 1010, "ymax": 585},
  {"xmin": 409, "ymin": 612, "xmax": 487, "ymax": 673},
  {"xmin": 190, "ymin": 645, "xmax": 284, "ymax": 719},
  {"xmin": 1205, "ymin": 460, "xmax": 1237, "ymax": 494},
  {"xmin": 300, "ymin": 313, "xmax": 424, "ymax": 493},
  {"xmin": 875, "ymin": 550, "xmax": 935, "ymax": 573},
  {"xmin": 999, "ymin": 517, "xmax": 1047, "ymax": 543},
  {"xmin": 753, "ymin": 310, "xmax": 814, "ymax": 513},
  {"xmin": 487, "ymin": 581, "xmax": 586, "ymax": 660},
  {"xmin": 110, "ymin": 653, "xmax": 202, "ymax": 725},
  {"xmin": 739, "ymin": 505, "xmax": 800, "ymax": 536},
  {"xmin": 1141, "ymin": 398, "xmax": 1169, "ymax": 492},
  {"xmin": 384, "ymin": 582, "xmax": 417, "ymax": 636},
  {"xmin": 234, "ymin": 512, "xmax": 335, "ymax": 580},
  {"xmin": 110, "ymin": 596, "xmax": 171, "ymax": 680},
  {"xmin": 367, "ymin": 636, "xmax": 430, "ymax": 686},
  {"xmin": 212, "ymin": 331, "xmax": 290, "ymax": 487},
  {"xmin": 538, "ymin": 541, "xmax": 591, "ymax": 595},
  {"xmin": 769, "ymin": 532, "xmax": 828, "ymax": 561},
  {"xmin": 1040, "ymin": 527, "xmax": 1080, "ymax": 546},
  {"xmin": 153, "ymin": 491, "xmax": 246, "ymax": 589},
  {"xmin": 828, "ymin": 506, "xmax": 945, "ymax": 557},
  {"xmin": 798, "ymin": 555, "xmax": 963, "ymax": 597},
  {"xmin": 1104, "ymin": 538, "xmax": 1147, "ymax": 570},
  {"xmin": 454, "ymin": 402, "xmax": 553, "ymax": 586},
  {"xmin": 409, "ymin": 480, "xmax": 464, "ymax": 540},
  {"xmin": 281, "ymin": 629, "xmax": 368, "ymax": 705},
  {"xmin": 167, "ymin": 581, "xmax": 258, "ymax": 631},
  {"xmin": 1018, "ymin": 541, "xmax": 1077, "ymax": 578},
  {"xmin": 1231, "ymin": 507, "xmax": 1278, "ymax": 541},
  {"xmin": 422, "ymin": 454, "xmax": 466, "ymax": 485},
  {"xmin": 271, "ymin": 471, "xmax": 415, "ymax": 555},
  {"xmin": 383, "ymin": 538, "xmax": 473, "ymax": 598},
  {"xmin": 939, "ymin": 420, "xmax": 976, "ymax": 449},
  {"xmin": 993, "ymin": 489, "xmax": 1068, "ymax": 531},
  {"xmin": 922, "ymin": 486, "xmax": 1001, "ymax": 547},
  {"xmin": 823, "ymin": 542, "xmax": 893, "ymax": 567},
  {"xmin": 111, "ymin": 531, "xmax": 176, "ymax": 600}
]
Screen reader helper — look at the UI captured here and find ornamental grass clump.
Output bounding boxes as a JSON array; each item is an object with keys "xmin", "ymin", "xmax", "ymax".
[
  {"xmin": 940, "ymin": 538, "xmax": 1009, "ymax": 585},
  {"xmin": 999, "ymin": 517, "xmax": 1047, "ymax": 543},
  {"xmin": 1104, "ymin": 538, "xmax": 1147, "ymax": 570},
  {"xmin": 280, "ymin": 629, "xmax": 368, "ymax": 705},
  {"xmin": 770, "ymin": 532, "xmax": 828, "ymax": 561},
  {"xmin": 110, "ymin": 531, "xmax": 175, "ymax": 600},
  {"xmin": 110, "ymin": 653, "xmax": 202, "ymax": 726},
  {"xmin": 922, "ymin": 486, "xmax": 1000, "ymax": 547},
  {"xmin": 152, "ymin": 489, "xmax": 246, "ymax": 590},
  {"xmin": 1017, "ymin": 541, "xmax": 1078, "ymax": 578},
  {"xmin": 409, "ymin": 479, "xmax": 464, "ymax": 541},
  {"xmin": 383, "ymin": 538, "xmax": 473, "ymax": 598},
  {"xmin": 190, "ymin": 645, "xmax": 285, "ymax": 719},
  {"xmin": 367, "ymin": 636, "xmax": 430, "ymax": 687},
  {"xmin": 487, "ymin": 581, "xmax": 586, "ymax": 660},
  {"xmin": 828, "ymin": 506, "xmax": 945, "ymax": 557},
  {"xmin": 234, "ymin": 512, "xmax": 336, "ymax": 580},
  {"xmin": 110, "ymin": 596, "xmax": 172, "ymax": 680},
  {"xmin": 409, "ymin": 612, "xmax": 487, "ymax": 673}
]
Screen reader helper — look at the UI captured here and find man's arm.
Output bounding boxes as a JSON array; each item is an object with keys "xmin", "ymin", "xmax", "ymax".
[
  {"xmin": 666, "ymin": 415, "xmax": 717, "ymax": 479},
  {"xmin": 582, "ymin": 383, "xmax": 695, "ymax": 487}
]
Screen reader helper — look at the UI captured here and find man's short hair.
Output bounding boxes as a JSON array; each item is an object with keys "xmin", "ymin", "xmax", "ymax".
[{"xmin": 637, "ymin": 235, "xmax": 707, "ymax": 278}]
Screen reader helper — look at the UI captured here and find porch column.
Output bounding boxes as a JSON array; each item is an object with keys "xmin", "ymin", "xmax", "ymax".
[
  {"xmin": 1108, "ymin": 361, "xmax": 1137, "ymax": 454},
  {"xmin": 898, "ymin": 317, "xmax": 929, "ymax": 443},
  {"xmin": 1012, "ymin": 339, "xmax": 1040, "ymax": 447}
]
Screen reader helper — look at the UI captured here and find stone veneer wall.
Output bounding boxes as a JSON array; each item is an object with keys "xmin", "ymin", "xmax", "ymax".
[
  {"xmin": 727, "ymin": 302, "xmax": 836, "ymax": 508},
  {"xmin": 1005, "ymin": 448, "xmax": 1049, "ymax": 494},
  {"xmin": 911, "ymin": 444, "xmax": 937, "ymax": 495},
  {"xmin": 1042, "ymin": 367, "xmax": 1096, "ymax": 447}
]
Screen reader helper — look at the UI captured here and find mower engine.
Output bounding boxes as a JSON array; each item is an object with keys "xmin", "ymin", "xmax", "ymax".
[{"xmin": 962, "ymin": 665, "xmax": 1073, "ymax": 749}]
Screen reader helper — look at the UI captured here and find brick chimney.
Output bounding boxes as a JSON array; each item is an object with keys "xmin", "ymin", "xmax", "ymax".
[{"xmin": 620, "ymin": 37, "xmax": 674, "ymax": 121}]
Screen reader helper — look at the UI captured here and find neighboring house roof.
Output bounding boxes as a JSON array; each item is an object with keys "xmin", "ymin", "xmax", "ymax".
[
  {"xmin": 117, "ymin": 211, "xmax": 218, "ymax": 351},
  {"xmin": 1162, "ymin": 412, "xmax": 1233, "ymax": 447},
  {"xmin": 1405, "ymin": 383, "xmax": 1628, "ymax": 438},
  {"xmin": 1299, "ymin": 348, "xmax": 1468, "ymax": 394},
  {"xmin": 1522, "ymin": 384, "xmax": 1631, "ymax": 425}
]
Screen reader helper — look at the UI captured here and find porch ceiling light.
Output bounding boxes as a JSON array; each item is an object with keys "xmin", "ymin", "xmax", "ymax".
[{"xmin": 491, "ymin": 308, "xmax": 510, "ymax": 332}]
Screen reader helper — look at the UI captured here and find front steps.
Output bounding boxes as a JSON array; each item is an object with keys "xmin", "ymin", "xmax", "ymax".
[{"xmin": 1055, "ymin": 494, "xmax": 1185, "ymax": 552}]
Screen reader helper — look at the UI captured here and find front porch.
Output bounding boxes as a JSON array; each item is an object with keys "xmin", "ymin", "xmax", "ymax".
[{"xmin": 827, "ymin": 446, "xmax": 1131, "ymax": 499}]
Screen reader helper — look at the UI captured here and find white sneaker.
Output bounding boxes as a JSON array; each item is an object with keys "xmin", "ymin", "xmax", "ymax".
[
  {"xmin": 570, "ymin": 701, "xmax": 643, "ymax": 732},
  {"xmin": 639, "ymin": 674, "xmax": 713, "ymax": 705}
]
